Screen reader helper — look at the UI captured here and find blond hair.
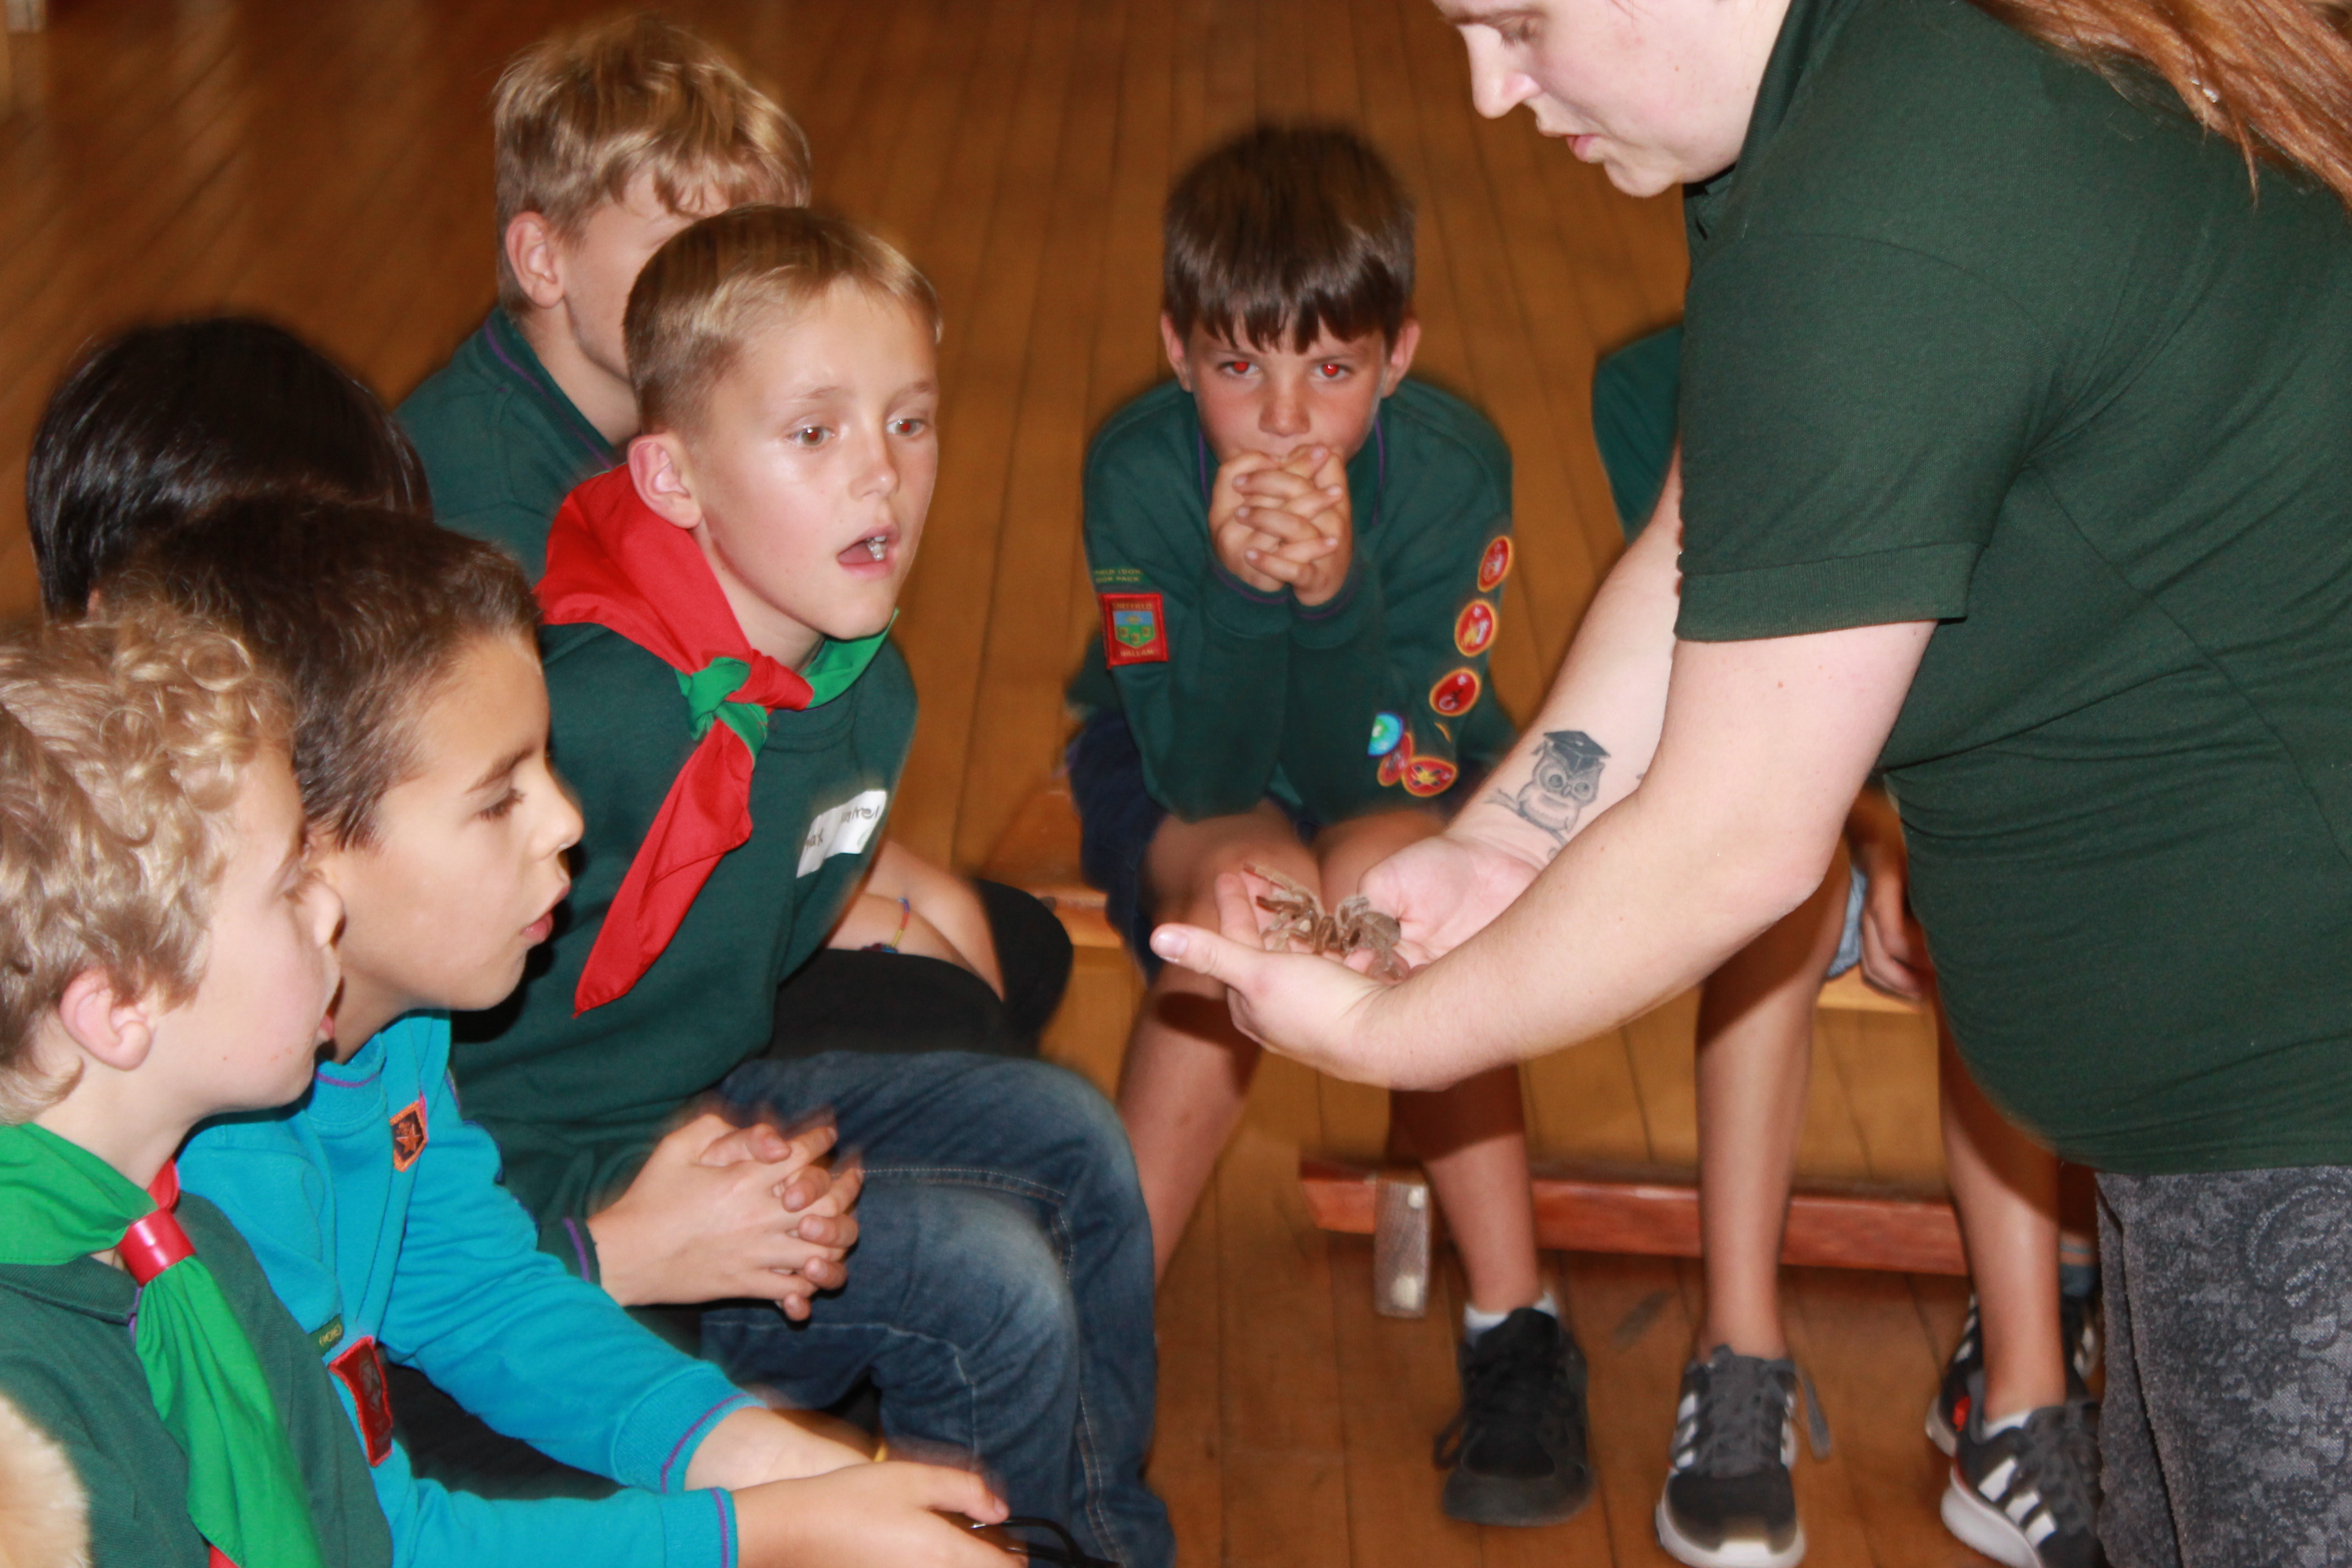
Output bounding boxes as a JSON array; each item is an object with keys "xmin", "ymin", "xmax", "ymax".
[
  {"xmin": 625, "ymin": 205, "xmax": 940, "ymax": 434},
  {"xmin": 493, "ymin": 13, "xmax": 813, "ymax": 312},
  {"xmin": 0, "ymin": 608, "xmax": 288, "ymax": 1121},
  {"xmin": 1971, "ymin": 0, "xmax": 2352, "ymax": 210}
]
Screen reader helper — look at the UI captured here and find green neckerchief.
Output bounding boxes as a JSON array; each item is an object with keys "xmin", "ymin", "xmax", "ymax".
[
  {"xmin": 0, "ymin": 1123, "xmax": 325, "ymax": 1568},
  {"xmin": 675, "ymin": 619, "xmax": 894, "ymax": 755}
]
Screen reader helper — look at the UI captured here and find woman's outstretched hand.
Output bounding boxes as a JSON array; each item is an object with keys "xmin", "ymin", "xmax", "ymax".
[
  {"xmin": 1354, "ymin": 820, "xmax": 1546, "ymax": 968},
  {"xmin": 1148, "ymin": 869, "xmax": 1413, "ymax": 1086}
]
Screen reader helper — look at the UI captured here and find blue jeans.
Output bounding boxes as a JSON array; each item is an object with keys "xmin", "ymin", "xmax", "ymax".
[{"xmin": 704, "ymin": 1051, "xmax": 1172, "ymax": 1568}]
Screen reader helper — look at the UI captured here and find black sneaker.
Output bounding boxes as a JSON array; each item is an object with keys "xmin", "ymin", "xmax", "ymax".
[
  {"xmin": 1941, "ymin": 1380, "xmax": 2103, "ymax": 1568},
  {"xmin": 1653, "ymin": 1347, "xmax": 1805, "ymax": 1568},
  {"xmin": 1433, "ymin": 1306, "xmax": 1593, "ymax": 1526},
  {"xmin": 1927, "ymin": 1292, "xmax": 2098, "ymax": 1455}
]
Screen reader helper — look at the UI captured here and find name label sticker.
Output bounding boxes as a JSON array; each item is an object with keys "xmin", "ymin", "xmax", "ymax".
[{"xmin": 798, "ymin": 787, "xmax": 890, "ymax": 877}]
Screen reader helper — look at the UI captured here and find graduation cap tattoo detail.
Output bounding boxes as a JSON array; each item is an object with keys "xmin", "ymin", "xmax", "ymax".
[{"xmin": 1498, "ymin": 729, "xmax": 1610, "ymax": 845}]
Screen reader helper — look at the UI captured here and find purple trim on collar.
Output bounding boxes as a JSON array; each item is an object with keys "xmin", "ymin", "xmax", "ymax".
[{"xmin": 481, "ymin": 316, "xmax": 620, "ymax": 472}]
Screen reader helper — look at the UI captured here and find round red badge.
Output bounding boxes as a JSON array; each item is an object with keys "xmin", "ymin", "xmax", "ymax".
[
  {"xmin": 1453, "ymin": 600, "xmax": 1497, "ymax": 657},
  {"xmin": 1403, "ymin": 755, "xmax": 1459, "ymax": 798},
  {"xmin": 1378, "ymin": 729, "xmax": 1414, "ymax": 787},
  {"xmin": 1477, "ymin": 536, "xmax": 1513, "ymax": 592},
  {"xmin": 1428, "ymin": 668, "xmax": 1482, "ymax": 717}
]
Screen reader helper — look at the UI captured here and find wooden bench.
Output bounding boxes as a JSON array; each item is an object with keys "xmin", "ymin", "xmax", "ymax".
[{"xmin": 983, "ymin": 777, "xmax": 1960, "ymax": 1295}]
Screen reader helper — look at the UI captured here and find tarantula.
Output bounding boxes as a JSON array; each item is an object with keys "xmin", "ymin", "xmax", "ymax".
[{"xmin": 1243, "ymin": 864, "xmax": 1409, "ymax": 982}]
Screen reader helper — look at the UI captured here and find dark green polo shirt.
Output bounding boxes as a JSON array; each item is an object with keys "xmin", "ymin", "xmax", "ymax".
[
  {"xmin": 1675, "ymin": 0, "xmax": 2352, "ymax": 1169},
  {"xmin": 0, "ymin": 1195, "xmax": 393, "ymax": 1568},
  {"xmin": 398, "ymin": 312, "xmax": 618, "ymax": 581},
  {"xmin": 451, "ymin": 623, "xmax": 918, "ymax": 1227},
  {"xmin": 1068, "ymin": 378, "xmax": 1518, "ymax": 825}
]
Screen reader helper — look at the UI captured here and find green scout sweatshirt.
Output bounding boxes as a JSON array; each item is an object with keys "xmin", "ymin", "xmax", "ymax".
[
  {"xmin": 398, "ymin": 312, "xmax": 617, "ymax": 581},
  {"xmin": 1068, "ymin": 378, "xmax": 1517, "ymax": 825},
  {"xmin": 0, "ymin": 1194, "xmax": 394, "ymax": 1568},
  {"xmin": 450, "ymin": 623, "xmax": 917, "ymax": 1233}
]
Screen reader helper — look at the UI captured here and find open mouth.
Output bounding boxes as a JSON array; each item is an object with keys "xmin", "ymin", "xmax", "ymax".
[{"xmin": 838, "ymin": 530, "xmax": 897, "ymax": 569}]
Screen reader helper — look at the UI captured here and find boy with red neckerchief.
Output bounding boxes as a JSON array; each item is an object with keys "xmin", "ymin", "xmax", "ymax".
[
  {"xmin": 0, "ymin": 606, "xmax": 389, "ymax": 1568},
  {"xmin": 450, "ymin": 206, "xmax": 1172, "ymax": 1568}
]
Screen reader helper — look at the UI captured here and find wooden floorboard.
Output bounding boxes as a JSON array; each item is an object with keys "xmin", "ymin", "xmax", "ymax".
[{"xmin": 0, "ymin": 4, "xmax": 1988, "ymax": 1560}]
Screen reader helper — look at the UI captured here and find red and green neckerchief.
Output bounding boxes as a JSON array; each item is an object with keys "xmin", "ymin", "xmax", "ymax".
[
  {"xmin": 0, "ymin": 1123, "xmax": 325, "ymax": 1568},
  {"xmin": 537, "ymin": 466, "xmax": 888, "ymax": 1013}
]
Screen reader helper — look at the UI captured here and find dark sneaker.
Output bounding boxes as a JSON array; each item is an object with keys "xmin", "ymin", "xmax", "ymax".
[
  {"xmin": 1653, "ymin": 1346, "xmax": 1805, "ymax": 1568},
  {"xmin": 1433, "ymin": 1306, "xmax": 1593, "ymax": 1526},
  {"xmin": 1927, "ymin": 1292, "xmax": 2098, "ymax": 1455},
  {"xmin": 1941, "ymin": 1381, "xmax": 2103, "ymax": 1568}
]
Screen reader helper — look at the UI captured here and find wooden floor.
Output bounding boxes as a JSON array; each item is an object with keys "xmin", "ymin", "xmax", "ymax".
[{"xmin": 1, "ymin": 3, "xmax": 1985, "ymax": 1562}]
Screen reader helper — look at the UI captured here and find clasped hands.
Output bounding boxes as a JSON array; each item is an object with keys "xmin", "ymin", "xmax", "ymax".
[
  {"xmin": 590, "ymin": 1109, "xmax": 862, "ymax": 1316},
  {"xmin": 1210, "ymin": 444, "xmax": 1353, "ymax": 606}
]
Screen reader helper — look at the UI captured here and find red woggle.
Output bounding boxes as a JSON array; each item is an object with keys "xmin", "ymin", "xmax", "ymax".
[{"xmin": 119, "ymin": 1162, "xmax": 195, "ymax": 1284}]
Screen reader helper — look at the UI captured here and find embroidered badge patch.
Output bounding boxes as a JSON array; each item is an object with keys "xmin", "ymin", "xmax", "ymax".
[
  {"xmin": 1368, "ymin": 712, "xmax": 1404, "ymax": 757},
  {"xmin": 1404, "ymin": 755, "xmax": 1460, "ymax": 797},
  {"xmin": 1100, "ymin": 592, "xmax": 1169, "ymax": 667},
  {"xmin": 1378, "ymin": 728, "xmax": 1414, "ymax": 787},
  {"xmin": 1429, "ymin": 668, "xmax": 1482, "ymax": 718},
  {"xmin": 1454, "ymin": 600, "xmax": 1497, "ymax": 657},
  {"xmin": 1477, "ymin": 536, "xmax": 1514, "ymax": 592},
  {"xmin": 329, "ymin": 1337, "xmax": 395, "ymax": 1466},
  {"xmin": 388, "ymin": 1098, "xmax": 428, "ymax": 1172}
]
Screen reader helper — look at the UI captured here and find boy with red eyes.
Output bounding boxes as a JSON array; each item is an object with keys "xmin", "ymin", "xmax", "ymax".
[{"xmin": 1064, "ymin": 123, "xmax": 1575, "ymax": 1527}]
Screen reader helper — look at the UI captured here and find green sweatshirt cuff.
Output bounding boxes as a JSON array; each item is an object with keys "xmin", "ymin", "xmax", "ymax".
[
  {"xmin": 1291, "ymin": 562, "xmax": 1376, "ymax": 649},
  {"xmin": 1203, "ymin": 562, "xmax": 1294, "ymax": 639},
  {"xmin": 540, "ymin": 1213, "xmax": 602, "ymax": 1284}
]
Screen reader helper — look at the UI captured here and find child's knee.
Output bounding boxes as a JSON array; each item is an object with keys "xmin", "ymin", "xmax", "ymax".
[{"xmin": 1144, "ymin": 810, "xmax": 1309, "ymax": 925}]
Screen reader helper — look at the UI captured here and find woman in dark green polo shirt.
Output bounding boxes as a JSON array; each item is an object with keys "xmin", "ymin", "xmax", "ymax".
[{"xmin": 1148, "ymin": 0, "xmax": 2352, "ymax": 1563}]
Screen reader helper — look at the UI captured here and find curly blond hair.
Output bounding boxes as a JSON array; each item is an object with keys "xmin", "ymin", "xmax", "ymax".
[
  {"xmin": 0, "ymin": 606, "xmax": 288, "ymax": 1122},
  {"xmin": 493, "ymin": 13, "xmax": 812, "ymax": 313}
]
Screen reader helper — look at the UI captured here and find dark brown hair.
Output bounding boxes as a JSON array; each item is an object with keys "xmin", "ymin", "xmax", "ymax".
[
  {"xmin": 102, "ymin": 500, "xmax": 539, "ymax": 850},
  {"xmin": 28, "ymin": 318, "xmax": 429, "ymax": 615},
  {"xmin": 1970, "ymin": 0, "xmax": 2352, "ymax": 209},
  {"xmin": 1163, "ymin": 123, "xmax": 1415, "ymax": 353}
]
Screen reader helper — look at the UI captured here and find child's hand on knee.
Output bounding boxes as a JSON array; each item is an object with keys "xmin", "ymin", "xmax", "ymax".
[
  {"xmin": 732, "ymin": 1460, "xmax": 1010, "ymax": 1568},
  {"xmin": 589, "ymin": 1111, "xmax": 858, "ymax": 1309}
]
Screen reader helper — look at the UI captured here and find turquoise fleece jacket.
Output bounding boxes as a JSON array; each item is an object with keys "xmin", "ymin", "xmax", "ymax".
[{"xmin": 180, "ymin": 1012, "xmax": 754, "ymax": 1568}]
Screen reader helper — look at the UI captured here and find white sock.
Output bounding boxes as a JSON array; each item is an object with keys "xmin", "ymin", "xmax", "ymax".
[{"xmin": 1464, "ymin": 1291, "xmax": 1558, "ymax": 1343}]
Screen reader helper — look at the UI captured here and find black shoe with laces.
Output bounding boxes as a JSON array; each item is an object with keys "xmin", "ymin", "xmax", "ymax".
[
  {"xmin": 1941, "ymin": 1379, "xmax": 2103, "ymax": 1568},
  {"xmin": 1928, "ymin": 1292, "xmax": 2098, "ymax": 1455},
  {"xmin": 1654, "ymin": 1346, "xmax": 1805, "ymax": 1568},
  {"xmin": 1433, "ymin": 1306, "xmax": 1593, "ymax": 1526}
]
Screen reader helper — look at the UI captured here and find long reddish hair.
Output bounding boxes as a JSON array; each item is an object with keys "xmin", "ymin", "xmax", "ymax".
[{"xmin": 1971, "ymin": 0, "xmax": 2352, "ymax": 209}]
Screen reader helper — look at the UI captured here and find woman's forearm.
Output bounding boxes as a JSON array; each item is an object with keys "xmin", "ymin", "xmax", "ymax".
[
  {"xmin": 1460, "ymin": 465, "xmax": 1685, "ymax": 869},
  {"xmin": 1353, "ymin": 621, "xmax": 1934, "ymax": 1087}
]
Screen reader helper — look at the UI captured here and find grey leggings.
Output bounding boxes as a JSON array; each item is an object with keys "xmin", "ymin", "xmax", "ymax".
[{"xmin": 2099, "ymin": 1167, "xmax": 2352, "ymax": 1567}]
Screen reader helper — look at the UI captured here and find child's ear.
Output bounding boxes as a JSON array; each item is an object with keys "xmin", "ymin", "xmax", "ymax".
[
  {"xmin": 1160, "ymin": 315, "xmax": 1196, "ymax": 393},
  {"xmin": 1379, "ymin": 318, "xmax": 1423, "ymax": 396},
  {"xmin": 628, "ymin": 434, "xmax": 704, "ymax": 531},
  {"xmin": 505, "ymin": 213, "xmax": 568, "ymax": 312},
  {"xmin": 53, "ymin": 970, "xmax": 159, "ymax": 1074}
]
